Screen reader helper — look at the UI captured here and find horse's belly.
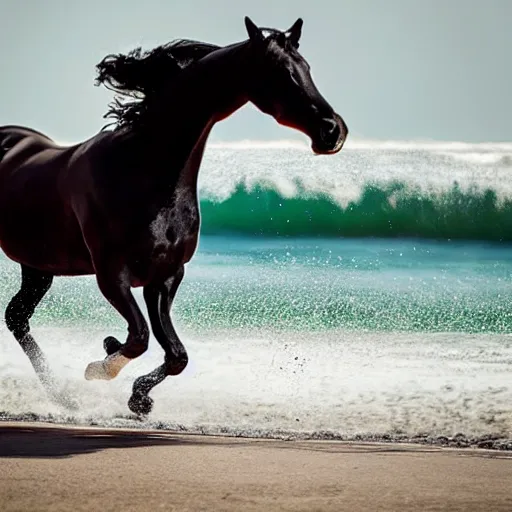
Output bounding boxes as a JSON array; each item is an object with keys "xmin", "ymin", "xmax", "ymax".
[
  {"xmin": 0, "ymin": 204, "xmax": 93, "ymax": 275},
  {"xmin": 0, "ymin": 235, "xmax": 94, "ymax": 275}
]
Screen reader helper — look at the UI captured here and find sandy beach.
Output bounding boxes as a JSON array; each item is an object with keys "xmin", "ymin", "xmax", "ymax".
[{"xmin": 0, "ymin": 422, "xmax": 511, "ymax": 511}]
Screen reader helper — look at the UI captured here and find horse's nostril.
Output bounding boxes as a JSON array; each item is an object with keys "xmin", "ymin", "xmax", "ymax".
[
  {"xmin": 320, "ymin": 118, "xmax": 340, "ymax": 143},
  {"xmin": 326, "ymin": 119, "xmax": 337, "ymax": 134}
]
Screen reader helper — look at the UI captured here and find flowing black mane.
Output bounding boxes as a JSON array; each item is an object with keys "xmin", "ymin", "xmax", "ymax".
[{"xmin": 95, "ymin": 39, "xmax": 221, "ymax": 129}]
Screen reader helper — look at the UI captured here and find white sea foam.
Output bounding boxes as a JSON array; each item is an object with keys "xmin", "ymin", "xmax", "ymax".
[
  {"xmin": 199, "ymin": 138, "xmax": 512, "ymax": 207},
  {"xmin": 1, "ymin": 325, "xmax": 511, "ymax": 439}
]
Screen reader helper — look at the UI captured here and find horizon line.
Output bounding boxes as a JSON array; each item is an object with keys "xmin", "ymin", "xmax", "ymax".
[
  {"xmin": 206, "ymin": 138, "xmax": 512, "ymax": 151},
  {"xmin": 53, "ymin": 136, "xmax": 512, "ymax": 150}
]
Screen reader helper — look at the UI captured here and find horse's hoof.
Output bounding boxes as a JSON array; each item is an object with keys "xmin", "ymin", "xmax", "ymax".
[
  {"xmin": 128, "ymin": 393, "xmax": 154, "ymax": 416},
  {"xmin": 85, "ymin": 352, "xmax": 131, "ymax": 381},
  {"xmin": 104, "ymin": 336, "xmax": 122, "ymax": 355},
  {"xmin": 42, "ymin": 376, "xmax": 80, "ymax": 411},
  {"xmin": 50, "ymin": 391, "xmax": 80, "ymax": 411},
  {"xmin": 85, "ymin": 360, "xmax": 113, "ymax": 381}
]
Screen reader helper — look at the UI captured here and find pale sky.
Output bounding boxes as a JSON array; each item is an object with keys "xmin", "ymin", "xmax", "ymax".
[{"xmin": 0, "ymin": 0, "xmax": 510, "ymax": 143}]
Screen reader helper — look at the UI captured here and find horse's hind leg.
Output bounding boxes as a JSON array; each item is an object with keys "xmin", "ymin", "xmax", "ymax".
[
  {"xmin": 5, "ymin": 264, "xmax": 55, "ymax": 389},
  {"xmin": 128, "ymin": 266, "xmax": 188, "ymax": 415}
]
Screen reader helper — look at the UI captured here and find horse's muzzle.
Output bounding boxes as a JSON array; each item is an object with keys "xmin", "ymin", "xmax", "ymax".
[{"xmin": 312, "ymin": 113, "xmax": 348, "ymax": 155}]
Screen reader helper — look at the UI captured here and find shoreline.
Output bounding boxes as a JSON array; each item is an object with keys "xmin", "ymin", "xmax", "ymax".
[{"xmin": 1, "ymin": 414, "xmax": 511, "ymax": 451}]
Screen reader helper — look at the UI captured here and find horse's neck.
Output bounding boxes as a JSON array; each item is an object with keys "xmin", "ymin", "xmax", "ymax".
[
  {"xmin": 175, "ymin": 125, "xmax": 212, "ymax": 189},
  {"xmin": 190, "ymin": 41, "xmax": 251, "ymax": 121},
  {"xmin": 147, "ymin": 42, "xmax": 251, "ymax": 190}
]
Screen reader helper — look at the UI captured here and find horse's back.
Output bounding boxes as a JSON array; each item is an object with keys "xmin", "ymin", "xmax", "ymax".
[
  {"xmin": 0, "ymin": 126, "xmax": 61, "ymax": 178},
  {"xmin": 0, "ymin": 124, "xmax": 61, "ymax": 151},
  {"xmin": 0, "ymin": 124, "xmax": 56, "ymax": 141},
  {"xmin": 0, "ymin": 125, "xmax": 69, "ymax": 170}
]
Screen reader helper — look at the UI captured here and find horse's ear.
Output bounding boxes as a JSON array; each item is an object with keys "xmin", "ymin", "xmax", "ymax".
[
  {"xmin": 245, "ymin": 16, "xmax": 263, "ymax": 43},
  {"xmin": 286, "ymin": 18, "xmax": 303, "ymax": 48}
]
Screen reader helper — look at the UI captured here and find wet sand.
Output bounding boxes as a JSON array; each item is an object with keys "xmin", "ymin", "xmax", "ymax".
[{"xmin": 1, "ymin": 422, "xmax": 511, "ymax": 511}]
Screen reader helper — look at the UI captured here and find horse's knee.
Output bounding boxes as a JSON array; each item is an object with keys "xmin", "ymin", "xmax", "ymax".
[
  {"xmin": 124, "ymin": 343, "xmax": 148, "ymax": 359},
  {"xmin": 122, "ymin": 326, "xmax": 150, "ymax": 359},
  {"xmin": 165, "ymin": 352, "xmax": 188, "ymax": 376},
  {"xmin": 4, "ymin": 302, "xmax": 19, "ymax": 332}
]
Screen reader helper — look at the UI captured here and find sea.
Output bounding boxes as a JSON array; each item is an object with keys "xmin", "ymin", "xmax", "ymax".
[{"xmin": 1, "ymin": 138, "xmax": 511, "ymax": 448}]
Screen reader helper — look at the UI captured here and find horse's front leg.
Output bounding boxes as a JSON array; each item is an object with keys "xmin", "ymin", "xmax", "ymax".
[
  {"xmin": 84, "ymin": 265, "xmax": 149, "ymax": 381},
  {"xmin": 128, "ymin": 266, "xmax": 188, "ymax": 415}
]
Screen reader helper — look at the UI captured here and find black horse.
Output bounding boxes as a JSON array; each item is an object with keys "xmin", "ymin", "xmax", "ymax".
[{"xmin": 0, "ymin": 17, "xmax": 348, "ymax": 414}]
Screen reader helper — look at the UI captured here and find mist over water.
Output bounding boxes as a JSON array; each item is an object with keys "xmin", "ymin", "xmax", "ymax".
[{"xmin": 1, "ymin": 140, "xmax": 511, "ymax": 446}]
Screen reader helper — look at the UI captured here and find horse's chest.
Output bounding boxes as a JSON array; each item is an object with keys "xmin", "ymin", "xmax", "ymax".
[{"xmin": 148, "ymin": 190, "xmax": 199, "ymax": 264}]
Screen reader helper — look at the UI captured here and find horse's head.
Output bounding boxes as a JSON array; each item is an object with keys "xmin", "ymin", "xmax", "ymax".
[{"xmin": 243, "ymin": 17, "xmax": 348, "ymax": 155}]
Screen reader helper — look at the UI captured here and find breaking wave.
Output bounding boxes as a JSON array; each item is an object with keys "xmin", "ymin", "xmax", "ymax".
[{"xmin": 199, "ymin": 181, "xmax": 512, "ymax": 240}]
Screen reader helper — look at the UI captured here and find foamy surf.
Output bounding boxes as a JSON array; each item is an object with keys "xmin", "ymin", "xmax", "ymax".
[{"xmin": 1, "ymin": 325, "xmax": 511, "ymax": 447}]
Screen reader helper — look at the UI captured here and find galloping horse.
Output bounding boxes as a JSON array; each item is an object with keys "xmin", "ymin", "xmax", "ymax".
[{"xmin": 0, "ymin": 17, "xmax": 348, "ymax": 414}]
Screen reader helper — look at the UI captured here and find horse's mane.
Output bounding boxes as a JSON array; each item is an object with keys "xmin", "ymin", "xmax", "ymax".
[{"xmin": 95, "ymin": 39, "xmax": 221, "ymax": 129}]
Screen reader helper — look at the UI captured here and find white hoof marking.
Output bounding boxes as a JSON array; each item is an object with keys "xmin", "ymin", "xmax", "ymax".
[{"xmin": 84, "ymin": 353, "xmax": 131, "ymax": 381}]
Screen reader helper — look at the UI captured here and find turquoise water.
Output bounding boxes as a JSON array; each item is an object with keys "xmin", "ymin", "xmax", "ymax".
[
  {"xmin": 3, "ymin": 236, "xmax": 510, "ymax": 334},
  {"xmin": 1, "ymin": 140, "xmax": 511, "ymax": 444},
  {"xmin": 201, "ymin": 183, "xmax": 512, "ymax": 240},
  {"xmin": 179, "ymin": 236, "xmax": 512, "ymax": 333}
]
